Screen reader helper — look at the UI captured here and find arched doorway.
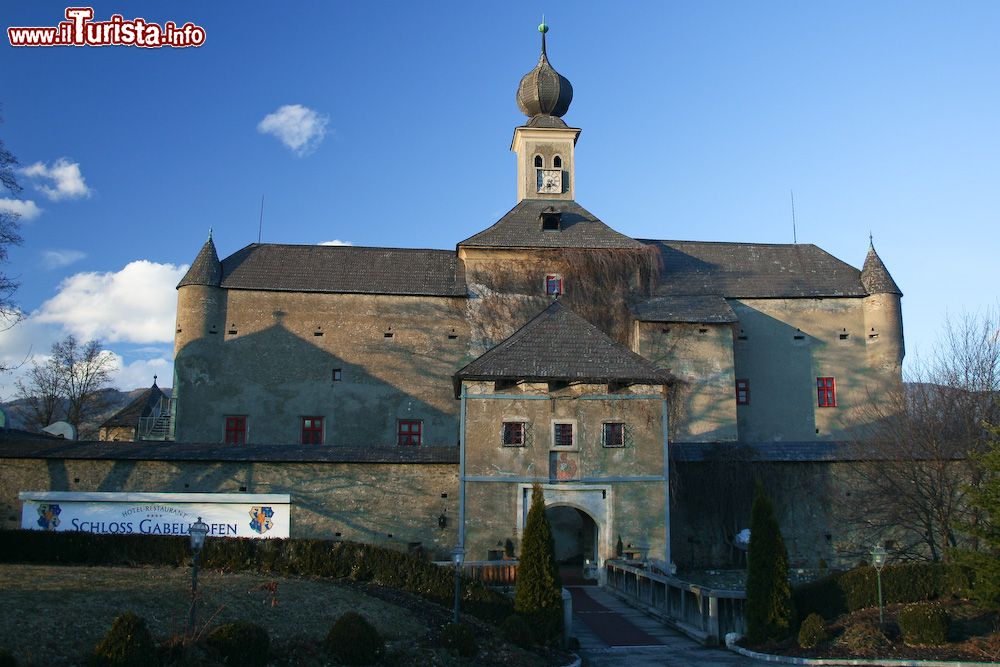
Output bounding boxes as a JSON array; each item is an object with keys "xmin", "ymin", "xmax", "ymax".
[{"xmin": 545, "ymin": 505, "xmax": 598, "ymax": 584}]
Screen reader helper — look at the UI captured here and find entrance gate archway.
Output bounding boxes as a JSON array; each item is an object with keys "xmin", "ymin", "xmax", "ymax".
[{"xmin": 545, "ymin": 505, "xmax": 598, "ymax": 584}]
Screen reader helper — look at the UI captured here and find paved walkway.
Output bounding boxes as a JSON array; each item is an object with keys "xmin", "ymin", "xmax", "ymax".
[{"xmin": 568, "ymin": 586, "xmax": 770, "ymax": 666}]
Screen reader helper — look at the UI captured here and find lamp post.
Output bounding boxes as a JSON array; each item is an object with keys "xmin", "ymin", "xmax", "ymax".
[
  {"xmin": 870, "ymin": 544, "xmax": 888, "ymax": 626},
  {"xmin": 187, "ymin": 517, "xmax": 209, "ymax": 637},
  {"xmin": 451, "ymin": 546, "xmax": 464, "ymax": 624}
]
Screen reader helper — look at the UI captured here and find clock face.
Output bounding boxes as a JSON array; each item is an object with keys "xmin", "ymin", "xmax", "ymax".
[{"xmin": 537, "ymin": 168, "xmax": 562, "ymax": 194}]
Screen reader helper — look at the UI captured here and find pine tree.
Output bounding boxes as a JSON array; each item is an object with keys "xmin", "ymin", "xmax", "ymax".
[
  {"xmin": 514, "ymin": 484, "xmax": 563, "ymax": 643},
  {"xmin": 954, "ymin": 421, "xmax": 1000, "ymax": 606},
  {"xmin": 745, "ymin": 484, "xmax": 792, "ymax": 643}
]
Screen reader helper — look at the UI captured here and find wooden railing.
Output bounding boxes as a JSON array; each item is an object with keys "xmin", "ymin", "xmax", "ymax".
[
  {"xmin": 605, "ymin": 560, "xmax": 745, "ymax": 645},
  {"xmin": 434, "ymin": 560, "xmax": 518, "ymax": 588}
]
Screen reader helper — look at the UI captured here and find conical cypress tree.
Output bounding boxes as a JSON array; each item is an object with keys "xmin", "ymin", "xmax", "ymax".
[
  {"xmin": 745, "ymin": 485, "xmax": 792, "ymax": 643},
  {"xmin": 514, "ymin": 484, "xmax": 563, "ymax": 643}
]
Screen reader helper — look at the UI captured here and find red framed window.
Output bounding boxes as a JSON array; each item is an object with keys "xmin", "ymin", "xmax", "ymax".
[
  {"xmin": 603, "ymin": 422, "xmax": 626, "ymax": 448},
  {"xmin": 502, "ymin": 422, "xmax": 526, "ymax": 446},
  {"xmin": 735, "ymin": 379, "xmax": 750, "ymax": 406},
  {"xmin": 224, "ymin": 416, "xmax": 247, "ymax": 444},
  {"xmin": 545, "ymin": 275, "xmax": 563, "ymax": 295},
  {"xmin": 301, "ymin": 417, "xmax": 324, "ymax": 444},
  {"xmin": 817, "ymin": 377, "xmax": 837, "ymax": 407},
  {"xmin": 398, "ymin": 420, "xmax": 422, "ymax": 446},
  {"xmin": 554, "ymin": 423, "xmax": 574, "ymax": 447}
]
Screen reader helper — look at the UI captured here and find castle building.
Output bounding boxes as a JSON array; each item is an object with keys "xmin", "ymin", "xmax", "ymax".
[{"xmin": 170, "ymin": 26, "xmax": 903, "ymax": 569}]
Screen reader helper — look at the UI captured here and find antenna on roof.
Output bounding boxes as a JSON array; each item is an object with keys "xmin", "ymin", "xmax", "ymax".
[
  {"xmin": 790, "ymin": 189, "xmax": 798, "ymax": 244},
  {"xmin": 257, "ymin": 194, "xmax": 264, "ymax": 244}
]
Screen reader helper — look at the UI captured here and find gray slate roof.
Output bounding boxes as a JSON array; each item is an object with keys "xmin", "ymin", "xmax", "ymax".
[
  {"xmin": 632, "ymin": 296, "xmax": 737, "ymax": 323},
  {"xmin": 460, "ymin": 200, "xmax": 646, "ymax": 250},
  {"xmin": 860, "ymin": 243, "xmax": 902, "ymax": 296},
  {"xmin": 101, "ymin": 384, "xmax": 167, "ymax": 429},
  {"xmin": 455, "ymin": 300, "xmax": 671, "ymax": 393},
  {"xmin": 211, "ymin": 244, "xmax": 466, "ymax": 297},
  {"xmin": 642, "ymin": 240, "xmax": 868, "ymax": 298},
  {"xmin": 177, "ymin": 237, "xmax": 222, "ymax": 287}
]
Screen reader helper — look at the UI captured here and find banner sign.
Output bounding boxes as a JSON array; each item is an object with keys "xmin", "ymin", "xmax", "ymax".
[{"xmin": 19, "ymin": 492, "xmax": 291, "ymax": 539}]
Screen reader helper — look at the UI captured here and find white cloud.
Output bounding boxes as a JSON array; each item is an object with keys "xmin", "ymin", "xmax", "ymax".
[
  {"xmin": 0, "ymin": 198, "xmax": 42, "ymax": 221},
  {"xmin": 257, "ymin": 104, "xmax": 329, "ymax": 156},
  {"xmin": 41, "ymin": 249, "xmax": 86, "ymax": 269},
  {"xmin": 33, "ymin": 260, "xmax": 187, "ymax": 343},
  {"xmin": 21, "ymin": 158, "xmax": 91, "ymax": 200},
  {"xmin": 319, "ymin": 239, "xmax": 353, "ymax": 246},
  {"xmin": 108, "ymin": 353, "xmax": 173, "ymax": 392}
]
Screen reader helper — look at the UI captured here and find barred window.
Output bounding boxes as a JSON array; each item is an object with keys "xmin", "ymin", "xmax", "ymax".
[
  {"xmin": 602, "ymin": 422, "xmax": 627, "ymax": 448},
  {"xmin": 502, "ymin": 422, "xmax": 526, "ymax": 447},
  {"xmin": 553, "ymin": 422, "xmax": 574, "ymax": 447}
]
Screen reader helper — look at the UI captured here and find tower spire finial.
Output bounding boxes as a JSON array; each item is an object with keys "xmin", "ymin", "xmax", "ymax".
[
  {"xmin": 208, "ymin": 227, "xmax": 213, "ymax": 242},
  {"xmin": 539, "ymin": 17, "xmax": 548, "ymax": 55},
  {"xmin": 869, "ymin": 230, "xmax": 874, "ymax": 247}
]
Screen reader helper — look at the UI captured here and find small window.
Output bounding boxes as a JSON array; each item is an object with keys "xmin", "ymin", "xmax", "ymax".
[
  {"xmin": 553, "ymin": 423, "xmax": 574, "ymax": 447},
  {"xmin": 224, "ymin": 416, "xmax": 247, "ymax": 444},
  {"xmin": 301, "ymin": 417, "xmax": 324, "ymax": 444},
  {"xmin": 817, "ymin": 377, "xmax": 837, "ymax": 408},
  {"xmin": 602, "ymin": 422, "xmax": 626, "ymax": 448},
  {"xmin": 398, "ymin": 419, "xmax": 422, "ymax": 446},
  {"xmin": 502, "ymin": 422, "xmax": 526, "ymax": 447},
  {"xmin": 553, "ymin": 155, "xmax": 562, "ymax": 168},
  {"xmin": 541, "ymin": 212, "xmax": 561, "ymax": 230},
  {"xmin": 332, "ymin": 368, "xmax": 342, "ymax": 381},
  {"xmin": 545, "ymin": 274, "xmax": 563, "ymax": 295},
  {"xmin": 534, "ymin": 155, "xmax": 543, "ymax": 168},
  {"xmin": 736, "ymin": 379, "xmax": 750, "ymax": 406}
]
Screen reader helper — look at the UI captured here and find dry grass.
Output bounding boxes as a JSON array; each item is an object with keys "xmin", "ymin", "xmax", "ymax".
[{"xmin": 0, "ymin": 563, "xmax": 425, "ymax": 666}]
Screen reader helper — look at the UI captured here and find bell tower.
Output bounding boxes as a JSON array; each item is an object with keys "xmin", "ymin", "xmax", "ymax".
[{"xmin": 512, "ymin": 24, "xmax": 581, "ymax": 202}]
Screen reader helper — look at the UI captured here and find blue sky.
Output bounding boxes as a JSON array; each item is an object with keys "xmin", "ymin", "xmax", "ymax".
[{"xmin": 1, "ymin": 1, "xmax": 998, "ymax": 396}]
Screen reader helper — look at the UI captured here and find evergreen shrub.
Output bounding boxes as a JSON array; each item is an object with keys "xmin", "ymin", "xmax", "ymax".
[
  {"xmin": 439, "ymin": 623, "xmax": 477, "ymax": 657},
  {"xmin": 87, "ymin": 612, "xmax": 156, "ymax": 667},
  {"xmin": 205, "ymin": 621, "xmax": 269, "ymax": 667},
  {"xmin": 796, "ymin": 613, "xmax": 828, "ymax": 649},
  {"xmin": 745, "ymin": 486, "xmax": 792, "ymax": 643},
  {"xmin": 898, "ymin": 603, "xmax": 950, "ymax": 646},
  {"xmin": 324, "ymin": 612, "xmax": 383, "ymax": 665},
  {"xmin": 0, "ymin": 530, "xmax": 513, "ymax": 624},
  {"xmin": 513, "ymin": 484, "xmax": 563, "ymax": 644}
]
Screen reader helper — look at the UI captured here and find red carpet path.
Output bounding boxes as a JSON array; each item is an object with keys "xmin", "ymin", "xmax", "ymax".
[{"xmin": 567, "ymin": 586, "xmax": 665, "ymax": 647}]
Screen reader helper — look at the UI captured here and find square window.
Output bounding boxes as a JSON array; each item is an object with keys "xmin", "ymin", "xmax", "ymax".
[
  {"xmin": 817, "ymin": 377, "xmax": 837, "ymax": 408},
  {"xmin": 398, "ymin": 420, "xmax": 422, "ymax": 446},
  {"xmin": 332, "ymin": 368, "xmax": 342, "ymax": 381},
  {"xmin": 553, "ymin": 422, "xmax": 574, "ymax": 447},
  {"xmin": 301, "ymin": 416, "xmax": 324, "ymax": 444},
  {"xmin": 545, "ymin": 275, "xmax": 563, "ymax": 296},
  {"xmin": 602, "ymin": 422, "xmax": 626, "ymax": 448},
  {"xmin": 736, "ymin": 379, "xmax": 750, "ymax": 406},
  {"xmin": 503, "ymin": 422, "xmax": 526, "ymax": 447},
  {"xmin": 224, "ymin": 416, "xmax": 247, "ymax": 444}
]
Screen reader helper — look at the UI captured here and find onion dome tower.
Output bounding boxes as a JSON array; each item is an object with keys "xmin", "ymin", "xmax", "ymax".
[{"xmin": 511, "ymin": 23, "xmax": 581, "ymax": 202}]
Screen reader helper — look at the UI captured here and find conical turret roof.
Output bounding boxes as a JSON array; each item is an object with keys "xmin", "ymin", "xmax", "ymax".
[
  {"xmin": 516, "ymin": 23, "xmax": 573, "ymax": 123},
  {"xmin": 860, "ymin": 241, "xmax": 902, "ymax": 296},
  {"xmin": 177, "ymin": 231, "xmax": 222, "ymax": 288}
]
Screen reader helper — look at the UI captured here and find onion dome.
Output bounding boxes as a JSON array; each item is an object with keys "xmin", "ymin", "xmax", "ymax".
[
  {"xmin": 860, "ymin": 239, "xmax": 902, "ymax": 296},
  {"xmin": 178, "ymin": 229, "xmax": 222, "ymax": 288},
  {"xmin": 516, "ymin": 23, "xmax": 573, "ymax": 121}
]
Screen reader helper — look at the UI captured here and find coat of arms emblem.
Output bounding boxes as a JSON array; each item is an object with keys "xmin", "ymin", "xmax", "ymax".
[
  {"xmin": 37, "ymin": 504, "xmax": 61, "ymax": 530},
  {"xmin": 249, "ymin": 506, "xmax": 274, "ymax": 534}
]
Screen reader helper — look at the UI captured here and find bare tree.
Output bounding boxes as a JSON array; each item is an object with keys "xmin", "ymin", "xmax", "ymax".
[
  {"xmin": 0, "ymin": 110, "xmax": 24, "ymax": 334},
  {"xmin": 838, "ymin": 309, "xmax": 1000, "ymax": 562},
  {"xmin": 14, "ymin": 335, "xmax": 117, "ymax": 433}
]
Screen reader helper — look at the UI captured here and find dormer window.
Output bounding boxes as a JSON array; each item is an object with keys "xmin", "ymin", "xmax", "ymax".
[
  {"xmin": 534, "ymin": 155, "xmax": 543, "ymax": 168},
  {"xmin": 553, "ymin": 155, "xmax": 562, "ymax": 169},
  {"xmin": 541, "ymin": 210, "xmax": 561, "ymax": 230}
]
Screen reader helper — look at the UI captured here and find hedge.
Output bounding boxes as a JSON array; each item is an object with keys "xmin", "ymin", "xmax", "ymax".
[
  {"xmin": 0, "ymin": 529, "xmax": 513, "ymax": 623},
  {"xmin": 793, "ymin": 562, "xmax": 973, "ymax": 622}
]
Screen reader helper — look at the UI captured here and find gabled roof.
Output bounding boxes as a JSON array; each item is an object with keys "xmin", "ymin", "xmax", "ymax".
[
  {"xmin": 177, "ymin": 236, "xmax": 222, "ymax": 288},
  {"xmin": 101, "ymin": 384, "xmax": 167, "ymax": 429},
  {"xmin": 454, "ymin": 300, "xmax": 670, "ymax": 395},
  {"xmin": 860, "ymin": 242, "xmax": 902, "ymax": 296},
  {"xmin": 213, "ymin": 244, "xmax": 466, "ymax": 297},
  {"xmin": 459, "ymin": 199, "xmax": 645, "ymax": 250},
  {"xmin": 632, "ymin": 296, "xmax": 737, "ymax": 323},
  {"xmin": 641, "ymin": 240, "xmax": 868, "ymax": 298}
]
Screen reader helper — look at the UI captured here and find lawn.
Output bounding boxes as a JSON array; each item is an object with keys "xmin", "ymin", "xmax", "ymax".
[{"xmin": 0, "ymin": 563, "xmax": 553, "ymax": 666}]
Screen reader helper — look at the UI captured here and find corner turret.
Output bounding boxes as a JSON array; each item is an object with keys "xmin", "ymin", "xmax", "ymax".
[{"xmin": 861, "ymin": 239, "xmax": 904, "ymax": 389}]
